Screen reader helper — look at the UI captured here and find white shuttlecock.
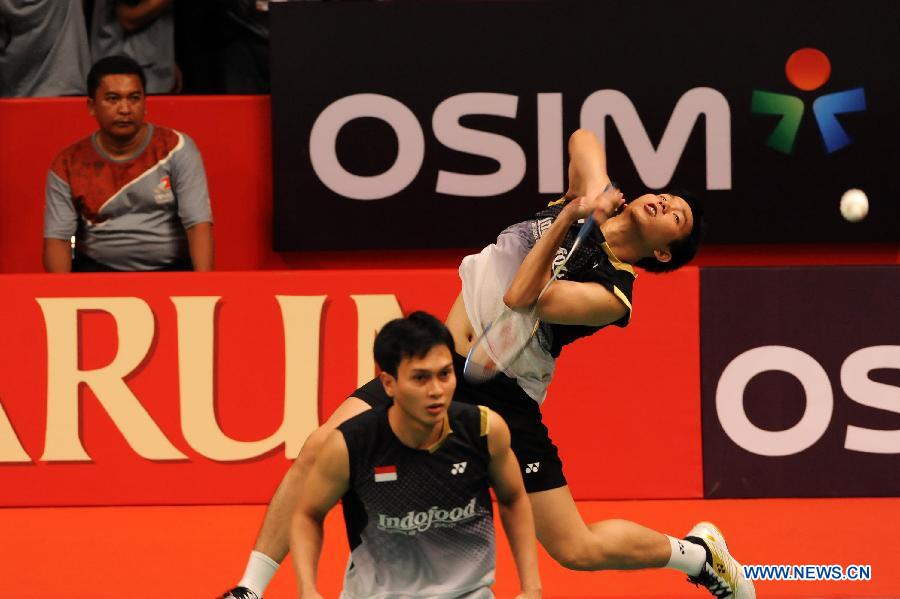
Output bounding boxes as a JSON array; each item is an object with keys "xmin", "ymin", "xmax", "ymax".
[{"xmin": 840, "ymin": 188, "xmax": 869, "ymax": 222}]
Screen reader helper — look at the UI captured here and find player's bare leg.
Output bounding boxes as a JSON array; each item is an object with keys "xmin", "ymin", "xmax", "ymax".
[
  {"xmin": 528, "ymin": 486, "xmax": 672, "ymax": 570},
  {"xmin": 528, "ymin": 486, "xmax": 755, "ymax": 598},
  {"xmin": 222, "ymin": 397, "xmax": 371, "ymax": 599}
]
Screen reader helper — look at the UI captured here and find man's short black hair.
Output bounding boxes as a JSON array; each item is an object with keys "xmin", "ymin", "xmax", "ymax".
[
  {"xmin": 374, "ymin": 311, "xmax": 456, "ymax": 377},
  {"xmin": 87, "ymin": 55, "xmax": 147, "ymax": 99},
  {"xmin": 635, "ymin": 189, "xmax": 707, "ymax": 273}
]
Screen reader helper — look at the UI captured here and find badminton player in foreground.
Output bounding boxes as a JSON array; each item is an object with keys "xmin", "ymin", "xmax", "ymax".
[
  {"xmin": 222, "ymin": 129, "xmax": 755, "ymax": 599},
  {"xmin": 290, "ymin": 312, "xmax": 541, "ymax": 599}
]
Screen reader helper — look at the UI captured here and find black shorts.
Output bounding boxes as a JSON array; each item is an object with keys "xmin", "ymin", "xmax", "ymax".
[{"xmin": 351, "ymin": 353, "xmax": 566, "ymax": 493}]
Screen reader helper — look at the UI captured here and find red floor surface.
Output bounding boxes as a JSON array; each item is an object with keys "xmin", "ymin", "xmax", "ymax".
[{"xmin": 2, "ymin": 498, "xmax": 897, "ymax": 598}]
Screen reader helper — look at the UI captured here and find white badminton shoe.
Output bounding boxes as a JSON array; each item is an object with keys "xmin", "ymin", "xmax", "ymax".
[{"xmin": 685, "ymin": 521, "xmax": 756, "ymax": 599}]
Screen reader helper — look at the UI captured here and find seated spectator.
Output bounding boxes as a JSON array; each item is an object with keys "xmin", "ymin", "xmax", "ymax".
[
  {"xmin": 43, "ymin": 55, "xmax": 214, "ymax": 273},
  {"xmin": 91, "ymin": 0, "xmax": 177, "ymax": 93},
  {"xmin": 0, "ymin": 0, "xmax": 90, "ymax": 97}
]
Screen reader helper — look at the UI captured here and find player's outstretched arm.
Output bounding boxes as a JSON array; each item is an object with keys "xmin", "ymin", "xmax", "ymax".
[
  {"xmin": 487, "ymin": 410, "xmax": 542, "ymax": 599},
  {"xmin": 289, "ymin": 430, "xmax": 350, "ymax": 599},
  {"xmin": 504, "ymin": 129, "xmax": 622, "ymax": 312},
  {"xmin": 565, "ymin": 129, "xmax": 611, "ymax": 201}
]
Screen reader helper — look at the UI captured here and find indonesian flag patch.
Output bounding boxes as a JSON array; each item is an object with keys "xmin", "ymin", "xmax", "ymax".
[{"xmin": 374, "ymin": 465, "xmax": 397, "ymax": 482}]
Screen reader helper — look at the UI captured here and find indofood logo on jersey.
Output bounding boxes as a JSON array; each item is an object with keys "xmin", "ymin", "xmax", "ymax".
[
  {"xmin": 752, "ymin": 48, "xmax": 866, "ymax": 154},
  {"xmin": 377, "ymin": 498, "xmax": 478, "ymax": 535}
]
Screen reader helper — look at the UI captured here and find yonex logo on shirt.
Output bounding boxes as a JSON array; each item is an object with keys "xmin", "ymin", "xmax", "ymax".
[
  {"xmin": 525, "ymin": 462, "xmax": 540, "ymax": 474},
  {"xmin": 376, "ymin": 498, "xmax": 478, "ymax": 535},
  {"xmin": 450, "ymin": 462, "xmax": 467, "ymax": 475}
]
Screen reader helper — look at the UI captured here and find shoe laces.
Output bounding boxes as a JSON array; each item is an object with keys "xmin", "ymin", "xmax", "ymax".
[
  {"xmin": 688, "ymin": 562, "xmax": 734, "ymax": 599},
  {"xmin": 221, "ymin": 587, "xmax": 260, "ymax": 599}
]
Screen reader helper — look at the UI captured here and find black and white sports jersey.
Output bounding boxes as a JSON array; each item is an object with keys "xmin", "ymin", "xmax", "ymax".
[
  {"xmin": 337, "ymin": 402, "xmax": 496, "ymax": 599},
  {"xmin": 531, "ymin": 198, "xmax": 636, "ymax": 357},
  {"xmin": 459, "ymin": 197, "xmax": 636, "ymax": 402}
]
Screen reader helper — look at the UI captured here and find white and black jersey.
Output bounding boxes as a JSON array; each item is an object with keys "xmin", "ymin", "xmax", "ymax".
[
  {"xmin": 530, "ymin": 199, "xmax": 636, "ymax": 356},
  {"xmin": 337, "ymin": 402, "xmax": 496, "ymax": 599},
  {"xmin": 459, "ymin": 197, "xmax": 636, "ymax": 403}
]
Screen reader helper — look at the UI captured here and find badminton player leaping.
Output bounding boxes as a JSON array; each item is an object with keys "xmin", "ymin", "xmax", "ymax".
[{"xmin": 222, "ymin": 129, "xmax": 755, "ymax": 599}]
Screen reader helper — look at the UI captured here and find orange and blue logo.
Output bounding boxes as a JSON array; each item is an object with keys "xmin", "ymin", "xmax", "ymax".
[{"xmin": 752, "ymin": 48, "xmax": 865, "ymax": 154}]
